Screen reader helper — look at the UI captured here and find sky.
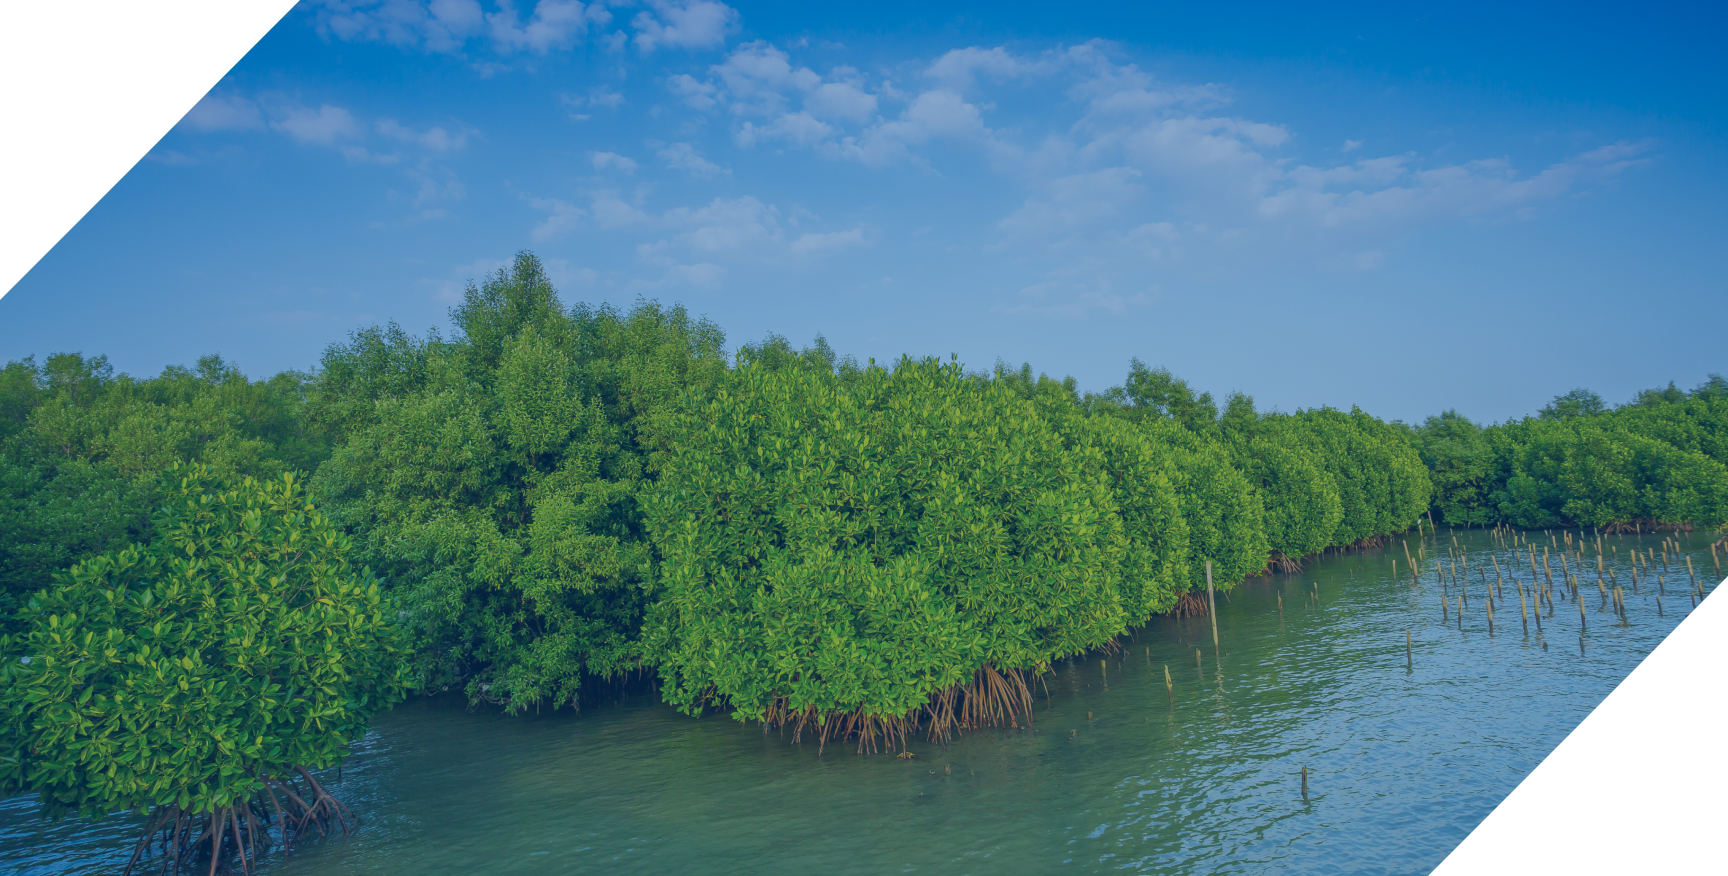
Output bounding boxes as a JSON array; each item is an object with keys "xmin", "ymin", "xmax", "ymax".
[{"xmin": 2, "ymin": 0, "xmax": 1724, "ymax": 424}]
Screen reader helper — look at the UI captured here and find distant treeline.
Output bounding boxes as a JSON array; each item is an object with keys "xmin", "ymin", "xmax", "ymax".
[
  {"xmin": 1408, "ymin": 382, "xmax": 1728, "ymax": 532},
  {"xmin": 1, "ymin": 251, "xmax": 1721, "ymax": 737}
]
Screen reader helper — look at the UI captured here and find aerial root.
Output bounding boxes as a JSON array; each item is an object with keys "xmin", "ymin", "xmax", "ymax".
[
  {"xmin": 119, "ymin": 767, "xmax": 353, "ymax": 876},
  {"xmin": 757, "ymin": 664, "xmax": 1037, "ymax": 754},
  {"xmin": 1169, "ymin": 591, "xmax": 1210, "ymax": 618}
]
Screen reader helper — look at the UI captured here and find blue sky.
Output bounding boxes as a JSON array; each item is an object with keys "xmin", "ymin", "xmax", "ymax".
[{"xmin": 3, "ymin": 0, "xmax": 1724, "ymax": 424}]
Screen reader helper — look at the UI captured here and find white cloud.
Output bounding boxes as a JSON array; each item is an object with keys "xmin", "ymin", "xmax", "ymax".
[
  {"xmin": 528, "ymin": 196, "xmax": 585, "ymax": 240},
  {"xmin": 339, "ymin": 144, "xmax": 400, "ymax": 164},
  {"xmin": 656, "ymin": 196, "xmax": 785, "ymax": 254},
  {"xmin": 997, "ymin": 275, "xmax": 1154, "ymax": 320},
  {"xmin": 789, "ymin": 229, "xmax": 865, "ymax": 254},
  {"xmin": 590, "ymin": 151, "xmax": 639, "ymax": 173},
  {"xmin": 591, "ymin": 191, "xmax": 651, "ymax": 227},
  {"xmin": 803, "ymin": 82, "xmax": 878, "ymax": 124},
  {"xmin": 632, "ymin": 0, "xmax": 738, "ymax": 52},
  {"xmin": 1343, "ymin": 139, "xmax": 1363, "ymax": 152},
  {"xmin": 997, "ymin": 167, "xmax": 1145, "ymax": 242},
  {"xmin": 308, "ymin": 0, "xmax": 486, "ymax": 53},
  {"xmin": 402, "ymin": 159, "xmax": 466, "ymax": 216},
  {"xmin": 377, "ymin": 118, "xmax": 473, "ymax": 151},
  {"xmin": 1252, "ymin": 146, "xmax": 1651, "ymax": 229},
  {"xmin": 587, "ymin": 86, "xmax": 625, "ymax": 108},
  {"xmin": 926, "ymin": 46, "xmax": 1047, "ymax": 92},
  {"xmin": 487, "ymin": 0, "xmax": 607, "ymax": 53},
  {"xmin": 542, "ymin": 257, "xmax": 598, "ymax": 287},
  {"xmin": 736, "ymin": 112, "xmax": 834, "ymax": 148},
  {"xmin": 421, "ymin": 255, "xmax": 509, "ymax": 302},
  {"xmin": 182, "ymin": 93, "xmax": 264, "ymax": 132},
  {"xmin": 658, "ymin": 142, "xmax": 727, "ymax": 177},
  {"xmin": 667, "ymin": 73, "xmax": 719, "ymax": 110},
  {"xmin": 528, "ymin": 190, "xmax": 863, "ymax": 281},
  {"xmin": 831, "ymin": 89, "xmax": 996, "ymax": 167},
  {"xmin": 271, "ymin": 105, "xmax": 361, "ymax": 145},
  {"xmin": 307, "ymin": 0, "xmax": 608, "ymax": 55},
  {"xmin": 710, "ymin": 42, "xmax": 822, "ymax": 115},
  {"xmin": 633, "ymin": 261, "xmax": 725, "ymax": 289}
]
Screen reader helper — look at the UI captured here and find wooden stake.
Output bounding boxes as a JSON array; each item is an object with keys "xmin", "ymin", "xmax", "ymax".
[
  {"xmin": 1517, "ymin": 580, "xmax": 1529, "ymax": 635},
  {"xmin": 1578, "ymin": 587, "xmax": 1587, "ymax": 632},
  {"xmin": 1165, "ymin": 665, "xmax": 1173, "ymax": 703},
  {"xmin": 1406, "ymin": 630, "xmax": 1412, "ymax": 669},
  {"xmin": 1487, "ymin": 598, "xmax": 1494, "ymax": 635},
  {"xmin": 1301, "ymin": 765, "xmax": 1309, "ymax": 800},
  {"xmin": 1206, "ymin": 560, "xmax": 1219, "ymax": 654}
]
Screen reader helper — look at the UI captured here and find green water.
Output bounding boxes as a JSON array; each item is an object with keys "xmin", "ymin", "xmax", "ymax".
[{"xmin": 4, "ymin": 529, "xmax": 1718, "ymax": 874}]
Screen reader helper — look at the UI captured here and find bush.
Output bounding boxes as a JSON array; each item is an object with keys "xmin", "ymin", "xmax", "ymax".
[{"xmin": 0, "ymin": 465, "xmax": 409, "ymax": 873}]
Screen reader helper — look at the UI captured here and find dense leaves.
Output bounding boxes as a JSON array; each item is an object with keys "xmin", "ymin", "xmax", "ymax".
[
  {"xmin": 308, "ymin": 252, "xmax": 728, "ymax": 711},
  {"xmin": 0, "ymin": 465, "xmax": 409, "ymax": 820},
  {"xmin": 1410, "ymin": 376, "xmax": 1728, "ymax": 529},
  {"xmin": 645, "ymin": 357, "xmax": 1131, "ymax": 724},
  {"xmin": 0, "ymin": 354, "xmax": 324, "ymax": 632}
]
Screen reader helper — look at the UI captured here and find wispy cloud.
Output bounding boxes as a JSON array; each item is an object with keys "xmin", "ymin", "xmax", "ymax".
[
  {"xmin": 525, "ymin": 190, "xmax": 866, "ymax": 285},
  {"xmin": 632, "ymin": 0, "xmax": 738, "ymax": 53},
  {"xmin": 657, "ymin": 142, "xmax": 727, "ymax": 178},
  {"xmin": 589, "ymin": 151, "xmax": 639, "ymax": 173},
  {"xmin": 182, "ymin": 94, "xmax": 265, "ymax": 132},
  {"xmin": 304, "ymin": 0, "xmax": 736, "ymax": 59}
]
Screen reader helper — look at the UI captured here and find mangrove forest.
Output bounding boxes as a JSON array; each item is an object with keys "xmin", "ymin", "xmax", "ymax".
[{"xmin": 2, "ymin": 251, "xmax": 1725, "ymax": 873}]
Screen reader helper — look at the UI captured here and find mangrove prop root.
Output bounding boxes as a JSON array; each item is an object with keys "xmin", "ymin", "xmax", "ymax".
[
  {"xmin": 1170, "ymin": 592, "xmax": 1211, "ymax": 618},
  {"xmin": 120, "ymin": 767, "xmax": 354, "ymax": 876},
  {"xmin": 757, "ymin": 664, "xmax": 1038, "ymax": 754},
  {"xmin": 1260, "ymin": 552, "xmax": 1304, "ymax": 575}
]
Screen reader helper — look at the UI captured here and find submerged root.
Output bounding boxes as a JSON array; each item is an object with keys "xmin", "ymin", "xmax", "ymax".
[
  {"xmin": 1599, "ymin": 519, "xmax": 1692, "ymax": 534},
  {"xmin": 122, "ymin": 768, "xmax": 353, "ymax": 876},
  {"xmin": 757, "ymin": 664, "xmax": 1038, "ymax": 754},
  {"xmin": 1261, "ymin": 552, "xmax": 1303, "ymax": 575},
  {"xmin": 1168, "ymin": 591, "xmax": 1210, "ymax": 618}
]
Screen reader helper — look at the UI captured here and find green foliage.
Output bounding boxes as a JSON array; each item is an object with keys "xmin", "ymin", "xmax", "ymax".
[
  {"xmin": 1540, "ymin": 388, "xmax": 1607, "ymax": 420},
  {"xmin": 1407, "ymin": 410, "xmax": 1496, "ymax": 527},
  {"xmin": 1223, "ymin": 412, "xmax": 1344, "ymax": 562},
  {"xmin": 1058, "ymin": 414, "xmax": 1190, "ymax": 619},
  {"xmin": 1089, "ymin": 358, "xmax": 1219, "ymax": 435},
  {"xmin": 1413, "ymin": 378, "xmax": 1728, "ymax": 529},
  {"xmin": 0, "ymin": 353, "xmax": 324, "ymax": 630},
  {"xmin": 0, "ymin": 465, "xmax": 408, "ymax": 820},
  {"xmin": 1139, "ymin": 418, "xmax": 1270, "ymax": 588},
  {"xmin": 1281, "ymin": 407, "xmax": 1430, "ymax": 544},
  {"xmin": 309, "ymin": 252, "xmax": 728, "ymax": 711},
  {"xmin": 643, "ymin": 357, "xmax": 1130, "ymax": 724}
]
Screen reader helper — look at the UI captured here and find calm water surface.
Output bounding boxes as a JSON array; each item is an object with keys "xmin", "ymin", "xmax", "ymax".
[{"xmin": 4, "ymin": 529, "xmax": 1719, "ymax": 875}]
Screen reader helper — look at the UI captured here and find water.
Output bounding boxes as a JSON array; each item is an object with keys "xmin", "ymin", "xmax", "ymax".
[{"xmin": 4, "ymin": 529, "xmax": 1718, "ymax": 875}]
